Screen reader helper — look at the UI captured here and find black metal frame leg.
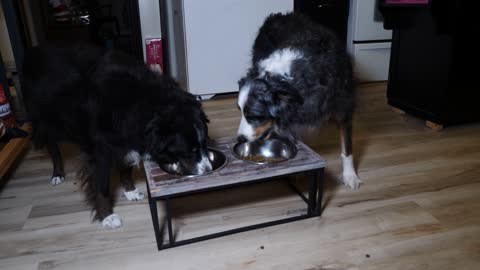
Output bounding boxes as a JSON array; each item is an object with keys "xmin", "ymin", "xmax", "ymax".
[
  {"xmin": 307, "ymin": 170, "xmax": 318, "ymax": 216},
  {"xmin": 148, "ymin": 168, "xmax": 325, "ymax": 250},
  {"xmin": 315, "ymin": 168, "xmax": 324, "ymax": 216},
  {"xmin": 148, "ymin": 193, "xmax": 162, "ymax": 250},
  {"xmin": 164, "ymin": 198, "xmax": 174, "ymax": 245}
]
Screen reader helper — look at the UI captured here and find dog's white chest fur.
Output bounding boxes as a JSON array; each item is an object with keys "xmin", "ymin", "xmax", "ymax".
[{"xmin": 258, "ymin": 48, "xmax": 303, "ymax": 77}]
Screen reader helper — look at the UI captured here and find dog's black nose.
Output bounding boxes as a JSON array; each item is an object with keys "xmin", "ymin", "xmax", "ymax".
[{"xmin": 237, "ymin": 135, "xmax": 248, "ymax": 143}]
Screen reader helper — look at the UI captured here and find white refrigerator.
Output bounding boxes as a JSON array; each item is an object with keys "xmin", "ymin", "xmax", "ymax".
[
  {"xmin": 165, "ymin": 0, "xmax": 293, "ymax": 98},
  {"xmin": 347, "ymin": 0, "xmax": 392, "ymax": 82}
]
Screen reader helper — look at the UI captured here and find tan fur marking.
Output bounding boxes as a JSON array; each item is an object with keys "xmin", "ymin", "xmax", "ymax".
[{"xmin": 255, "ymin": 121, "xmax": 273, "ymax": 137}]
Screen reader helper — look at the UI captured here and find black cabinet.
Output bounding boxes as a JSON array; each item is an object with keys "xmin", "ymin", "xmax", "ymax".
[{"xmin": 383, "ymin": 2, "xmax": 479, "ymax": 126}]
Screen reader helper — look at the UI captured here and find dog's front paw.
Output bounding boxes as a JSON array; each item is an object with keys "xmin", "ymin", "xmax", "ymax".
[
  {"xmin": 343, "ymin": 173, "xmax": 362, "ymax": 189},
  {"xmin": 124, "ymin": 188, "xmax": 145, "ymax": 201},
  {"xmin": 102, "ymin": 214, "xmax": 122, "ymax": 229},
  {"xmin": 50, "ymin": 176, "xmax": 65, "ymax": 185}
]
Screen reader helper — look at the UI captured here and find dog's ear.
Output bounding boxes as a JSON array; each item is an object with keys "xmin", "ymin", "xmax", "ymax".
[
  {"xmin": 194, "ymin": 110, "xmax": 209, "ymax": 144},
  {"xmin": 145, "ymin": 114, "xmax": 175, "ymax": 161},
  {"xmin": 263, "ymin": 72, "xmax": 303, "ymax": 105},
  {"xmin": 251, "ymin": 74, "xmax": 301, "ymax": 117},
  {"xmin": 268, "ymin": 92, "xmax": 300, "ymax": 118},
  {"xmin": 264, "ymin": 75, "xmax": 303, "ymax": 117},
  {"xmin": 272, "ymin": 88, "xmax": 303, "ymax": 107}
]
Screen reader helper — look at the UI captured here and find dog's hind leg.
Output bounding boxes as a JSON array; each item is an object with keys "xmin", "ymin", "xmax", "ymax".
[
  {"xmin": 81, "ymin": 157, "xmax": 122, "ymax": 229},
  {"xmin": 47, "ymin": 143, "xmax": 65, "ymax": 185},
  {"xmin": 339, "ymin": 118, "xmax": 362, "ymax": 189},
  {"xmin": 120, "ymin": 166, "xmax": 145, "ymax": 201}
]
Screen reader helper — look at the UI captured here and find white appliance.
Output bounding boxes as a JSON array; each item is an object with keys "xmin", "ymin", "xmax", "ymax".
[
  {"xmin": 347, "ymin": 0, "xmax": 392, "ymax": 82},
  {"xmin": 165, "ymin": 0, "xmax": 293, "ymax": 98}
]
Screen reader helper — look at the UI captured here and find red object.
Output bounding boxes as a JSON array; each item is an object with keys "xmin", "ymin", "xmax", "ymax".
[
  {"xmin": 0, "ymin": 84, "xmax": 16, "ymax": 128},
  {"xmin": 53, "ymin": 4, "xmax": 70, "ymax": 17},
  {"xmin": 145, "ymin": 38, "xmax": 164, "ymax": 74},
  {"xmin": 385, "ymin": 0, "xmax": 429, "ymax": 4}
]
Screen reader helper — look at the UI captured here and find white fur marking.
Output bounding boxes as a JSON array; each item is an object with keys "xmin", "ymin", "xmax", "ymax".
[
  {"xmin": 124, "ymin": 188, "xmax": 145, "ymax": 201},
  {"xmin": 237, "ymin": 85, "xmax": 255, "ymax": 141},
  {"xmin": 50, "ymin": 176, "xmax": 65, "ymax": 185},
  {"xmin": 238, "ymin": 84, "xmax": 250, "ymax": 111},
  {"xmin": 171, "ymin": 162, "xmax": 179, "ymax": 171},
  {"xmin": 258, "ymin": 48, "xmax": 303, "ymax": 77},
  {"xmin": 102, "ymin": 213, "xmax": 122, "ymax": 229},
  {"xmin": 124, "ymin": 150, "xmax": 141, "ymax": 167},
  {"xmin": 341, "ymin": 154, "xmax": 362, "ymax": 189},
  {"xmin": 239, "ymin": 116, "xmax": 255, "ymax": 141},
  {"xmin": 196, "ymin": 152, "xmax": 213, "ymax": 175}
]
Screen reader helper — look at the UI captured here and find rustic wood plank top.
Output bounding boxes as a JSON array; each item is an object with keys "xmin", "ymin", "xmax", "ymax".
[
  {"xmin": 144, "ymin": 137, "xmax": 326, "ymax": 198},
  {"xmin": 0, "ymin": 124, "xmax": 32, "ymax": 180}
]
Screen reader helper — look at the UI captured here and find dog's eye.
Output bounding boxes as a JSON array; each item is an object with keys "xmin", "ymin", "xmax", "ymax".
[{"xmin": 191, "ymin": 147, "xmax": 198, "ymax": 153}]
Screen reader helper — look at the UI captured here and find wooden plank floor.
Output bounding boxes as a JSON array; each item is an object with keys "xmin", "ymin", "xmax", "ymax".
[{"xmin": 1, "ymin": 82, "xmax": 479, "ymax": 270}]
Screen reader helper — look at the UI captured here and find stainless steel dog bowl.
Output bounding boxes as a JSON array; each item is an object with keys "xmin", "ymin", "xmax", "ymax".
[
  {"xmin": 232, "ymin": 139, "xmax": 297, "ymax": 164},
  {"xmin": 160, "ymin": 147, "xmax": 227, "ymax": 176}
]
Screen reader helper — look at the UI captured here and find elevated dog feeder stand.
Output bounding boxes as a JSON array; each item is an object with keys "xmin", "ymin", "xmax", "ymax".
[{"xmin": 143, "ymin": 137, "xmax": 326, "ymax": 250}]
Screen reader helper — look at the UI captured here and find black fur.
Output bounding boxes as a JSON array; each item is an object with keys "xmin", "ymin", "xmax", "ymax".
[
  {"xmin": 238, "ymin": 12, "xmax": 356, "ymax": 148},
  {"xmin": 21, "ymin": 44, "xmax": 211, "ymax": 223}
]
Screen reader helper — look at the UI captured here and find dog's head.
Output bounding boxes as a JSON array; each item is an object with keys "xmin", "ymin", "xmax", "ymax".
[
  {"xmin": 236, "ymin": 73, "xmax": 303, "ymax": 142},
  {"xmin": 146, "ymin": 99, "xmax": 212, "ymax": 175}
]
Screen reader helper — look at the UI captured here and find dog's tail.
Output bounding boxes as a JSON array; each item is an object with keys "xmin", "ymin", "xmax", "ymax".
[{"xmin": 77, "ymin": 155, "xmax": 112, "ymax": 222}]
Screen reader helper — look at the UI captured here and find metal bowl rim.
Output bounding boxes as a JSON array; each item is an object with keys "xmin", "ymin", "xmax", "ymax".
[
  {"xmin": 160, "ymin": 147, "xmax": 228, "ymax": 177},
  {"xmin": 231, "ymin": 139, "xmax": 298, "ymax": 165}
]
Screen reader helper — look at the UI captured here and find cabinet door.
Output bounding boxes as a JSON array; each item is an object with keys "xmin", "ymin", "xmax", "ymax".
[
  {"xmin": 353, "ymin": 42, "xmax": 391, "ymax": 82},
  {"xmin": 182, "ymin": 0, "xmax": 293, "ymax": 96}
]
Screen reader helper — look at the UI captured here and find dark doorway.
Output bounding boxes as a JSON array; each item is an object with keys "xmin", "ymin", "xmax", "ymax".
[{"xmin": 20, "ymin": 0, "xmax": 143, "ymax": 59}]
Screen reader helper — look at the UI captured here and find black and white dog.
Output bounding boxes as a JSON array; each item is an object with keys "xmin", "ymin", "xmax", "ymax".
[
  {"xmin": 237, "ymin": 13, "xmax": 361, "ymax": 189},
  {"xmin": 21, "ymin": 44, "xmax": 212, "ymax": 228}
]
